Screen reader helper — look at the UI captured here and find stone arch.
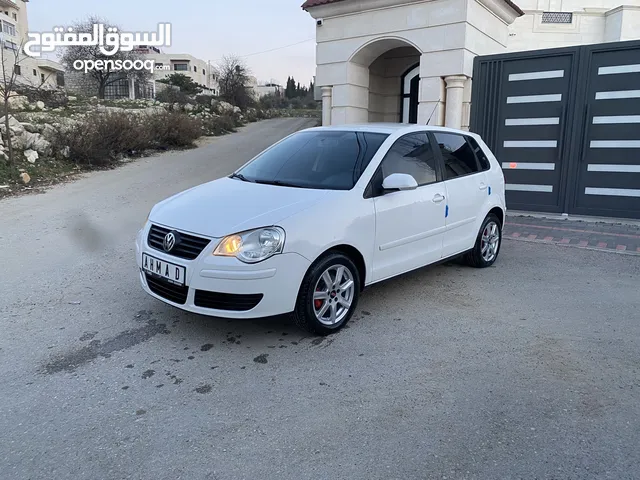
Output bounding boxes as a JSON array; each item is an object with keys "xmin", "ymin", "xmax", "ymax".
[{"xmin": 347, "ymin": 36, "xmax": 422, "ymax": 123}]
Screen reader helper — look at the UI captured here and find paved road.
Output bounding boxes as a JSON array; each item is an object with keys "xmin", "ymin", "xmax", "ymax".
[{"xmin": 1, "ymin": 118, "xmax": 640, "ymax": 480}]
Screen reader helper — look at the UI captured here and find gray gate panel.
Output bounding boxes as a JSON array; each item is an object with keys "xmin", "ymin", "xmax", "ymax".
[
  {"xmin": 471, "ymin": 39, "xmax": 640, "ymax": 219},
  {"xmin": 570, "ymin": 44, "xmax": 640, "ymax": 219},
  {"xmin": 482, "ymin": 53, "xmax": 575, "ymax": 213}
]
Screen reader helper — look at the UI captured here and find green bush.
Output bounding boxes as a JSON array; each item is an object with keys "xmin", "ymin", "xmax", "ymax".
[
  {"xmin": 53, "ymin": 110, "xmax": 202, "ymax": 165},
  {"xmin": 202, "ymin": 114, "xmax": 239, "ymax": 136},
  {"xmin": 148, "ymin": 111, "xmax": 203, "ymax": 148}
]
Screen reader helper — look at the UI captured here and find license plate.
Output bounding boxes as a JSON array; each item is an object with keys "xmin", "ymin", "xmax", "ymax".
[{"xmin": 142, "ymin": 253, "xmax": 186, "ymax": 286}]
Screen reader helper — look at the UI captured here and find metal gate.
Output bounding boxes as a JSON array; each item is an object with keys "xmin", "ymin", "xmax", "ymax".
[{"xmin": 470, "ymin": 40, "xmax": 640, "ymax": 219}]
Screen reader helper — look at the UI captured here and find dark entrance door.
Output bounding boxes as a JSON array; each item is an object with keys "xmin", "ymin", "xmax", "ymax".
[{"xmin": 408, "ymin": 75, "xmax": 419, "ymax": 124}]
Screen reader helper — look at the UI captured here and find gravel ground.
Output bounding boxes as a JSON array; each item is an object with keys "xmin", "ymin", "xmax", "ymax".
[{"xmin": 1, "ymin": 118, "xmax": 639, "ymax": 480}]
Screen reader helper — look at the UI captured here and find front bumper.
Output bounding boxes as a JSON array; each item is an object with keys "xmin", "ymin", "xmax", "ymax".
[{"xmin": 135, "ymin": 224, "xmax": 311, "ymax": 319}]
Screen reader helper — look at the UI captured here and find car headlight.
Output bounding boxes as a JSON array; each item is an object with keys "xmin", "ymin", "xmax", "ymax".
[{"xmin": 213, "ymin": 227, "xmax": 285, "ymax": 263}]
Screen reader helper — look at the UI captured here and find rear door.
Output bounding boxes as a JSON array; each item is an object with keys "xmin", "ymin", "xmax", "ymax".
[
  {"xmin": 431, "ymin": 131, "xmax": 490, "ymax": 258},
  {"xmin": 369, "ymin": 132, "xmax": 447, "ymax": 282}
]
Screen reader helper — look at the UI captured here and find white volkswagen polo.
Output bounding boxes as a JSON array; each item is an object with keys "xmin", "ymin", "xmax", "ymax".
[{"xmin": 136, "ymin": 124, "xmax": 505, "ymax": 335}]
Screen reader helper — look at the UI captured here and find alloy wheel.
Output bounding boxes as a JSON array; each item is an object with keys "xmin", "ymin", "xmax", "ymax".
[{"xmin": 312, "ymin": 265, "xmax": 355, "ymax": 326}]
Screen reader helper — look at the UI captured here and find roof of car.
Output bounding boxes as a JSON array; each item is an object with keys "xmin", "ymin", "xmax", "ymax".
[{"xmin": 303, "ymin": 123, "xmax": 479, "ymax": 136}]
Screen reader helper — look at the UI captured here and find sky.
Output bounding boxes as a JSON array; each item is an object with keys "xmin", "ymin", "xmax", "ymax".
[{"xmin": 25, "ymin": 0, "xmax": 318, "ymax": 86}]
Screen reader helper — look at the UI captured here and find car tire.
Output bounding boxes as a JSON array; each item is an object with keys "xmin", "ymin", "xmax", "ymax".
[
  {"xmin": 293, "ymin": 252, "xmax": 361, "ymax": 336},
  {"xmin": 464, "ymin": 213, "xmax": 502, "ymax": 268}
]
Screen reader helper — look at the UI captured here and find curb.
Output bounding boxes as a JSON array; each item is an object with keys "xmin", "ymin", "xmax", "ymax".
[{"xmin": 505, "ymin": 236, "xmax": 640, "ymax": 256}]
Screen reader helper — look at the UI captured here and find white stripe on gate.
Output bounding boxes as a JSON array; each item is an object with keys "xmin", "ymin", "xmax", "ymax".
[
  {"xmin": 506, "ymin": 94, "xmax": 562, "ymax": 104},
  {"xmin": 502, "ymin": 162, "xmax": 555, "ymax": 170},
  {"xmin": 587, "ymin": 164, "xmax": 640, "ymax": 173},
  {"xmin": 508, "ymin": 70, "xmax": 564, "ymax": 81},
  {"xmin": 503, "ymin": 140, "xmax": 557, "ymax": 148},
  {"xmin": 505, "ymin": 117, "xmax": 560, "ymax": 126},
  {"xmin": 593, "ymin": 115, "xmax": 640, "ymax": 124},
  {"xmin": 506, "ymin": 184, "xmax": 553, "ymax": 192},
  {"xmin": 585, "ymin": 187, "xmax": 640, "ymax": 198},
  {"xmin": 598, "ymin": 64, "xmax": 640, "ymax": 75},
  {"xmin": 595, "ymin": 90, "xmax": 640, "ymax": 100},
  {"xmin": 590, "ymin": 140, "xmax": 640, "ymax": 148}
]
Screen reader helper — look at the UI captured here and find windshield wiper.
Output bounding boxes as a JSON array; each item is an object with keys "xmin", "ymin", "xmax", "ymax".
[
  {"xmin": 229, "ymin": 172, "xmax": 253, "ymax": 182},
  {"xmin": 253, "ymin": 179, "xmax": 305, "ymax": 188}
]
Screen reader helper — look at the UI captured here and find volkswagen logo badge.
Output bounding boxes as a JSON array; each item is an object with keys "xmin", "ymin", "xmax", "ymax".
[{"xmin": 163, "ymin": 232, "xmax": 177, "ymax": 252}]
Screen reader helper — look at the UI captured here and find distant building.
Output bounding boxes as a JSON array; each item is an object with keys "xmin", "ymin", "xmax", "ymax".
[
  {"xmin": 0, "ymin": 0, "xmax": 65, "ymax": 89},
  {"xmin": 254, "ymin": 82, "xmax": 283, "ymax": 98},
  {"xmin": 141, "ymin": 50, "xmax": 219, "ymax": 95}
]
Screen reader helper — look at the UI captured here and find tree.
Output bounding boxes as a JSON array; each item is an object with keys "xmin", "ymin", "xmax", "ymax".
[
  {"xmin": 58, "ymin": 15, "xmax": 150, "ymax": 99},
  {"xmin": 215, "ymin": 55, "xmax": 255, "ymax": 110},
  {"xmin": 0, "ymin": 37, "xmax": 52, "ymax": 169},
  {"xmin": 158, "ymin": 73, "xmax": 202, "ymax": 95}
]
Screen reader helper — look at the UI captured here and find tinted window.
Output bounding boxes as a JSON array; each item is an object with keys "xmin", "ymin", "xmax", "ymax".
[
  {"xmin": 379, "ymin": 133, "xmax": 438, "ymax": 187},
  {"xmin": 467, "ymin": 136, "xmax": 491, "ymax": 171},
  {"xmin": 236, "ymin": 130, "xmax": 388, "ymax": 190},
  {"xmin": 359, "ymin": 132, "xmax": 390, "ymax": 175},
  {"xmin": 433, "ymin": 133, "xmax": 480, "ymax": 179}
]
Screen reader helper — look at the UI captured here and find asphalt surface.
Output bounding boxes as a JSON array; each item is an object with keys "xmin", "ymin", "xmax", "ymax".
[{"xmin": 1, "ymin": 118, "xmax": 639, "ymax": 480}]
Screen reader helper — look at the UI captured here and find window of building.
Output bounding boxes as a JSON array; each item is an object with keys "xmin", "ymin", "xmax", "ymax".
[
  {"xmin": 173, "ymin": 63, "xmax": 188, "ymax": 71},
  {"xmin": 56, "ymin": 72, "xmax": 65, "ymax": 87},
  {"xmin": 433, "ymin": 133, "xmax": 481, "ymax": 180},
  {"xmin": 3, "ymin": 40, "xmax": 17, "ymax": 51},
  {"xmin": 33, "ymin": 69, "xmax": 37, "ymax": 76},
  {"xmin": 379, "ymin": 133, "xmax": 438, "ymax": 188},
  {"xmin": 41, "ymin": 73, "xmax": 45, "ymax": 83},
  {"xmin": 541, "ymin": 12, "xmax": 573, "ymax": 23},
  {"xmin": 466, "ymin": 136, "xmax": 490, "ymax": 171},
  {"xmin": 14, "ymin": 65, "xmax": 20, "ymax": 75},
  {"xmin": 1, "ymin": 20, "xmax": 16, "ymax": 37},
  {"xmin": 202, "ymin": 69, "xmax": 205, "ymax": 75}
]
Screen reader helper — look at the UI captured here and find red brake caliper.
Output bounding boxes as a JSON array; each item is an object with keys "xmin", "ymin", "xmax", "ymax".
[{"xmin": 314, "ymin": 292, "xmax": 323, "ymax": 310}]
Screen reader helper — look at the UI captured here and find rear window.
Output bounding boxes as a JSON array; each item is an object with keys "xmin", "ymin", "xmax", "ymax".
[{"xmin": 236, "ymin": 130, "xmax": 389, "ymax": 190}]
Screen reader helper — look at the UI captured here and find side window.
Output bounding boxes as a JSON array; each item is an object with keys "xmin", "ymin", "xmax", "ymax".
[
  {"xmin": 467, "ymin": 136, "xmax": 491, "ymax": 171},
  {"xmin": 358, "ymin": 132, "xmax": 389, "ymax": 176},
  {"xmin": 433, "ymin": 132, "xmax": 480, "ymax": 180},
  {"xmin": 379, "ymin": 133, "xmax": 438, "ymax": 187}
]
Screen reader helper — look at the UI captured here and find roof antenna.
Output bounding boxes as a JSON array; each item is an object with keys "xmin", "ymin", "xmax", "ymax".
[{"xmin": 426, "ymin": 102, "xmax": 438, "ymax": 126}]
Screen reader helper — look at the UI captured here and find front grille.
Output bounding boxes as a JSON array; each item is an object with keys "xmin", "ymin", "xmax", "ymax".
[
  {"xmin": 145, "ymin": 273, "xmax": 189, "ymax": 305},
  {"xmin": 147, "ymin": 224, "xmax": 211, "ymax": 260},
  {"xmin": 194, "ymin": 290, "xmax": 263, "ymax": 311}
]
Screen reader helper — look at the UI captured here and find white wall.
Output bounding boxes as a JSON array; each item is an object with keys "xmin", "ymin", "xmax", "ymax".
[{"xmin": 507, "ymin": 0, "xmax": 640, "ymax": 51}]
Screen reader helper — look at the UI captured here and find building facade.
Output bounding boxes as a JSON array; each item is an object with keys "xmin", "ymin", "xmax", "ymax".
[
  {"xmin": 303, "ymin": 0, "xmax": 640, "ymax": 129},
  {"xmin": 0, "ymin": 0, "xmax": 65, "ymax": 89},
  {"xmin": 143, "ymin": 50, "xmax": 220, "ymax": 95}
]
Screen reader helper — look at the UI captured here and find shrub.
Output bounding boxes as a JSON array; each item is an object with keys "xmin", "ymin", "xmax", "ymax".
[
  {"xmin": 148, "ymin": 111, "xmax": 203, "ymax": 148},
  {"xmin": 54, "ymin": 111, "xmax": 152, "ymax": 165},
  {"xmin": 202, "ymin": 114, "xmax": 238, "ymax": 136},
  {"xmin": 15, "ymin": 85, "xmax": 69, "ymax": 108},
  {"xmin": 52, "ymin": 110, "xmax": 202, "ymax": 165},
  {"xmin": 195, "ymin": 94, "xmax": 215, "ymax": 106},
  {"xmin": 156, "ymin": 88, "xmax": 192, "ymax": 106}
]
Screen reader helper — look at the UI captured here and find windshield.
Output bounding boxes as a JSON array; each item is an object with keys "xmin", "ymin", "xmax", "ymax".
[{"xmin": 233, "ymin": 130, "xmax": 389, "ymax": 190}]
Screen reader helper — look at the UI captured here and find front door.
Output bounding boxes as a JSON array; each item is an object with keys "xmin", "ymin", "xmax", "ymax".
[
  {"xmin": 402, "ymin": 66, "xmax": 420, "ymax": 124},
  {"xmin": 370, "ymin": 132, "xmax": 447, "ymax": 282}
]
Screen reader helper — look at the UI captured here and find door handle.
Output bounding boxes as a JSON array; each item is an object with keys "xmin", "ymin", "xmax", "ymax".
[
  {"xmin": 479, "ymin": 183, "xmax": 488, "ymax": 190},
  {"xmin": 432, "ymin": 194, "xmax": 445, "ymax": 203}
]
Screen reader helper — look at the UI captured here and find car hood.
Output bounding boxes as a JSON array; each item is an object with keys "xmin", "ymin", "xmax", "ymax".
[{"xmin": 149, "ymin": 177, "xmax": 330, "ymax": 238}]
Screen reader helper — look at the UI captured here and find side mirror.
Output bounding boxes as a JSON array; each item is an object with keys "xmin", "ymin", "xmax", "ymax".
[{"xmin": 382, "ymin": 173, "xmax": 418, "ymax": 192}]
